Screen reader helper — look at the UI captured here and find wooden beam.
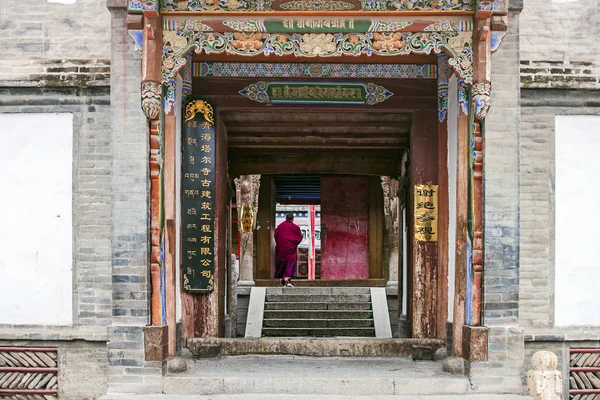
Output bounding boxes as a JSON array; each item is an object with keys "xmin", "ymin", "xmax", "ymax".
[
  {"xmin": 229, "ymin": 154, "xmax": 400, "ymax": 177},
  {"xmin": 193, "ymin": 52, "xmax": 438, "ymax": 65},
  {"xmin": 225, "ymin": 122, "xmax": 412, "ymax": 131},
  {"xmin": 197, "ymin": 95, "xmax": 436, "ymax": 112}
]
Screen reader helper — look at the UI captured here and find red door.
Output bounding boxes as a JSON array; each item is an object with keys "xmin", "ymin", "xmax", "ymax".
[{"xmin": 320, "ymin": 176, "xmax": 369, "ymax": 280}]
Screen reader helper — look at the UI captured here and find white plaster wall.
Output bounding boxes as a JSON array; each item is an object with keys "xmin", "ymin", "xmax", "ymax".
[
  {"xmin": 555, "ymin": 115, "xmax": 600, "ymax": 326},
  {"xmin": 447, "ymin": 75, "xmax": 458, "ymax": 322},
  {"xmin": 0, "ymin": 113, "xmax": 73, "ymax": 325}
]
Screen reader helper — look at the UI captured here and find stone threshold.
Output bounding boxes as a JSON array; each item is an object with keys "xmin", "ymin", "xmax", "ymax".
[{"xmin": 187, "ymin": 337, "xmax": 444, "ymax": 358}]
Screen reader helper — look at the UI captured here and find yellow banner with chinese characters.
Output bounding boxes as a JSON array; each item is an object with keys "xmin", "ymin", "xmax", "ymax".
[
  {"xmin": 414, "ymin": 184, "xmax": 438, "ymax": 242},
  {"xmin": 240, "ymin": 204, "xmax": 254, "ymax": 233}
]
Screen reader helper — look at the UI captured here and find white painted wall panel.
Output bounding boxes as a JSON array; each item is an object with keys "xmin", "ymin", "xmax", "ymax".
[
  {"xmin": 555, "ymin": 115, "xmax": 600, "ymax": 326},
  {"xmin": 447, "ymin": 75, "xmax": 458, "ymax": 322},
  {"xmin": 0, "ymin": 113, "xmax": 73, "ymax": 325}
]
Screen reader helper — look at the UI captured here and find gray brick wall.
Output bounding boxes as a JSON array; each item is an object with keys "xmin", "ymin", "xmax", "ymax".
[
  {"xmin": 519, "ymin": 90, "xmax": 600, "ymax": 330},
  {"xmin": 106, "ymin": 0, "xmax": 157, "ymax": 392},
  {"xmin": 469, "ymin": 8, "xmax": 525, "ymax": 393},
  {"xmin": 0, "ymin": 0, "xmax": 110, "ymax": 85},
  {"xmin": 519, "ymin": 0, "xmax": 600, "ymax": 89},
  {"xmin": 484, "ymin": 9, "xmax": 521, "ymax": 327}
]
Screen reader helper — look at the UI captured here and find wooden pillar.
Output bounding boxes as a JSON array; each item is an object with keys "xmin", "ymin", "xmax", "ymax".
[
  {"xmin": 437, "ymin": 111, "xmax": 450, "ymax": 341},
  {"xmin": 453, "ymin": 109, "xmax": 469, "ymax": 356},
  {"xmin": 163, "ymin": 111, "xmax": 177, "ymax": 355},
  {"xmin": 257, "ymin": 176, "xmax": 276, "ymax": 280},
  {"xmin": 410, "ymin": 109, "xmax": 439, "ymax": 339},
  {"xmin": 368, "ymin": 177, "xmax": 384, "ymax": 279},
  {"xmin": 192, "ymin": 111, "xmax": 227, "ymax": 338}
]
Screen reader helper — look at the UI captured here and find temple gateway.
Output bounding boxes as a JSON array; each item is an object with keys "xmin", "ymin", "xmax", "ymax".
[{"xmin": 0, "ymin": 0, "xmax": 599, "ymax": 397}]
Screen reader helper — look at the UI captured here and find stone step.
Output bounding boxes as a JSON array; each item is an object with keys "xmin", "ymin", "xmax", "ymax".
[
  {"xmin": 262, "ymin": 327, "xmax": 376, "ymax": 337},
  {"xmin": 161, "ymin": 355, "xmax": 471, "ymax": 396},
  {"xmin": 264, "ymin": 310, "xmax": 373, "ymax": 319},
  {"xmin": 187, "ymin": 338, "xmax": 445, "ymax": 357},
  {"xmin": 266, "ymin": 287, "xmax": 371, "ymax": 295},
  {"xmin": 265, "ymin": 302, "xmax": 372, "ymax": 310},
  {"xmin": 263, "ymin": 318, "xmax": 374, "ymax": 328},
  {"xmin": 266, "ymin": 294, "xmax": 371, "ymax": 303}
]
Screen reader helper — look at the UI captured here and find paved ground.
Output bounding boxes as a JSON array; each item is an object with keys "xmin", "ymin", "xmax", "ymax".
[
  {"xmin": 180, "ymin": 355, "xmax": 452, "ymax": 378},
  {"xmin": 101, "ymin": 395, "xmax": 532, "ymax": 399},
  {"xmin": 100, "ymin": 355, "xmax": 533, "ymax": 399}
]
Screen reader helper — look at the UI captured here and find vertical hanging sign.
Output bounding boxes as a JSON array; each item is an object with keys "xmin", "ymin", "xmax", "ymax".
[
  {"xmin": 414, "ymin": 184, "xmax": 438, "ymax": 242},
  {"xmin": 182, "ymin": 100, "xmax": 216, "ymax": 293}
]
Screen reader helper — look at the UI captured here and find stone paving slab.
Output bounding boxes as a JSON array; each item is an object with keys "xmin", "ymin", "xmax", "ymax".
[
  {"xmin": 102, "ymin": 394, "xmax": 532, "ymax": 399},
  {"xmin": 160, "ymin": 355, "xmax": 471, "ymax": 395}
]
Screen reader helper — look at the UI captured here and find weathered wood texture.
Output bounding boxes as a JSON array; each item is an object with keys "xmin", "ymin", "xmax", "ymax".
[
  {"xmin": 437, "ymin": 118, "xmax": 449, "ymax": 340},
  {"xmin": 410, "ymin": 109, "xmax": 439, "ymax": 339},
  {"xmin": 452, "ymin": 111, "xmax": 469, "ymax": 356},
  {"xmin": 257, "ymin": 176, "xmax": 276, "ymax": 280},
  {"xmin": 191, "ymin": 111, "xmax": 227, "ymax": 338},
  {"xmin": 163, "ymin": 113, "xmax": 177, "ymax": 356},
  {"xmin": 369, "ymin": 176, "xmax": 384, "ymax": 279},
  {"xmin": 149, "ymin": 120, "xmax": 162, "ymax": 327},
  {"xmin": 141, "ymin": 15, "xmax": 162, "ymax": 82},
  {"xmin": 471, "ymin": 121, "xmax": 484, "ymax": 326}
]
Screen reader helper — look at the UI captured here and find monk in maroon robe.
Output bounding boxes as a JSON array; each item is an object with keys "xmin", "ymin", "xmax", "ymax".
[{"xmin": 274, "ymin": 213, "xmax": 303, "ymax": 287}]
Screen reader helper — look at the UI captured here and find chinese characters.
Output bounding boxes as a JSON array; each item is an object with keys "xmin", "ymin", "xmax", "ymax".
[
  {"xmin": 182, "ymin": 101, "xmax": 216, "ymax": 292},
  {"xmin": 414, "ymin": 184, "xmax": 438, "ymax": 241}
]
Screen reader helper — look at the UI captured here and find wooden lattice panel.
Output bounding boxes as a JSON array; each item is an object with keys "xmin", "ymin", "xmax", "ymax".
[
  {"xmin": 570, "ymin": 348, "xmax": 600, "ymax": 399},
  {"xmin": 0, "ymin": 347, "xmax": 58, "ymax": 399}
]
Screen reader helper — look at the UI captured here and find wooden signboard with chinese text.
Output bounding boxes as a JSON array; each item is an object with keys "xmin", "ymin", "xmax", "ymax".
[
  {"xmin": 414, "ymin": 184, "xmax": 438, "ymax": 241},
  {"xmin": 182, "ymin": 100, "xmax": 216, "ymax": 293}
]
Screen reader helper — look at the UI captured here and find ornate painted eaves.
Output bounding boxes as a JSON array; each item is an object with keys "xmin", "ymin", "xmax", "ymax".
[
  {"xmin": 158, "ymin": 0, "xmax": 476, "ymax": 12},
  {"xmin": 162, "ymin": 26, "xmax": 473, "ymax": 86}
]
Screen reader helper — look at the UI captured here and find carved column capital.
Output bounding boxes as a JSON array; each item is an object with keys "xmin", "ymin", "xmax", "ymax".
[
  {"xmin": 472, "ymin": 82, "xmax": 491, "ymax": 121},
  {"xmin": 141, "ymin": 81, "xmax": 162, "ymax": 120}
]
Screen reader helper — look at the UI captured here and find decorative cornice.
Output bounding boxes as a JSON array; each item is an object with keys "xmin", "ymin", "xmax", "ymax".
[
  {"xmin": 157, "ymin": 0, "xmax": 475, "ymax": 12},
  {"xmin": 162, "ymin": 29, "xmax": 473, "ymax": 86},
  {"xmin": 194, "ymin": 62, "xmax": 437, "ymax": 79}
]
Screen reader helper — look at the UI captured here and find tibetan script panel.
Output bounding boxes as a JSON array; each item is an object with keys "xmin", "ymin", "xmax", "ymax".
[
  {"xmin": 414, "ymin": 184, "xmax": 438, "ymax": 241},
  {"xmin": 182, "ymin": 100, "xmax": 216, "ymax": 293},
  {"xmin": 240, "ymin": 81, "xmax": 393, "ymax": 105}
]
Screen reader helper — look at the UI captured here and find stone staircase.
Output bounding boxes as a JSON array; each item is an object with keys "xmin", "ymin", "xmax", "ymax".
[{"xmin": 261, "ymin": 287, "xmax": 380, "ymax": 337}]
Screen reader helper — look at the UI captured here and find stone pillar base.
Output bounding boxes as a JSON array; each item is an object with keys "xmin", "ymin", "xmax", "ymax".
[
  {"xmin": 462, "ymin": 325, "xmax": 488, "ymax": 362},
  {"xmin": 144, "ymin": 325, "xmax": 168, "ymax": 361},
  {"xmin": 238, "ymin": 280, "xmax": 256, "ymax": 287}
]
